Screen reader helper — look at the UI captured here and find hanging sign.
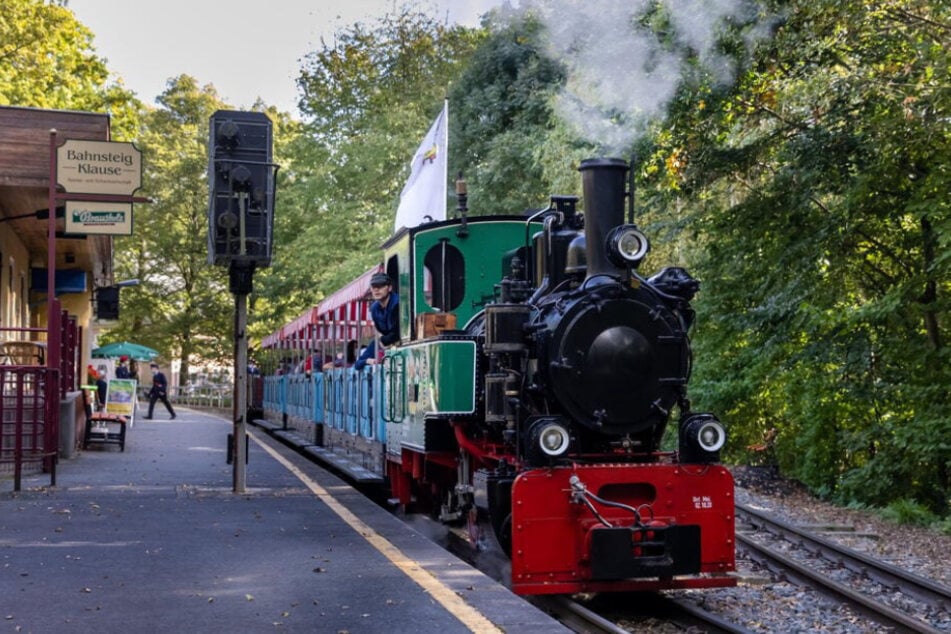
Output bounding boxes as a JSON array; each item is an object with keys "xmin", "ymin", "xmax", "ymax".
[
  {"xmin": 65, "ymin": 200, "xmax": 133, "ymax": 235},
  {"xmin": 57, "ymin": 139, "xmax": 142, "ymax": 195}
]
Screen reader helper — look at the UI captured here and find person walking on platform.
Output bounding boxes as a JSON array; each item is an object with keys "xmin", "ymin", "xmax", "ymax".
[{"xmin": 145, "ymin": 362, "xmax": 176, "ymax": 420}]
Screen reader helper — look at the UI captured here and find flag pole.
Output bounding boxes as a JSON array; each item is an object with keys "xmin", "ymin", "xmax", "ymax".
[{"xmin": 442, "ymin": 99, "xmax": 449, "ymax": 219}]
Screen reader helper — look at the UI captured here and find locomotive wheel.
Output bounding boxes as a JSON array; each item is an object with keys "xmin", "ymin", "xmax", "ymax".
[
  {"xmin": 466, "ymin": 507, "xmax": 485, "ymax": 548},
  {"xmin": 494, "ymin": 513, "xmax": 513, "ymax": 557}
]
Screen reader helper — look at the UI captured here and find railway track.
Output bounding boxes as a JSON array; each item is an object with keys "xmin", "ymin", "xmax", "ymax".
[
  {"xmin": 736, "ymin": 501, "xmax": 951, "ymax": 633},
  {"xmin": 290, "ymin": 434, "xmax": 951, "ymax": 634},
  {"xmin": 493, "ymin": 499, "xmax": 947, "ymax": 633},
  {"xmin": 530, "ymin": 596, "xmax": 631, "ymax": 634},
  {"xmin": 531, "ymin": 594, "xmax": 757, "ymax": 634}
]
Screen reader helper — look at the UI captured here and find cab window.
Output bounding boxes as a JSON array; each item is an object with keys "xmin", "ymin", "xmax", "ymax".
[{"xmin": 423, "ymin": 241, "xmax": 464, "ymax": 312}]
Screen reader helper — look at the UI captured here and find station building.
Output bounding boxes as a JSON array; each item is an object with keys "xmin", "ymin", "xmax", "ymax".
[{"xmin": 0, "ymin": 105, "xmax": 120, "ymax": 479}]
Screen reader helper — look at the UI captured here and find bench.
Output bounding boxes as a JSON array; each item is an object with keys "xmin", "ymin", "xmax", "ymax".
[
  {"xmin": 0, "ymin": 341, "xmax": 46, "ymax": 366},
  {"xmin": 83, "ymin": 413, "xmax": 128, "ymax": 451},
  {"xmin": 81, "ymin": 388, "xmax": 128, "ymax": 451}
]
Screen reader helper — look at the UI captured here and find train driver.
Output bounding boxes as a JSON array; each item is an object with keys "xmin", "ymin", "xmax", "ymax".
[{"xmin": 354, "ymin": 273, "xmax": 400, "ymax": 370}]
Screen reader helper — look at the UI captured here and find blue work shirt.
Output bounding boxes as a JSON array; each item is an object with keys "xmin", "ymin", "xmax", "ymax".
[{"xmin": 354, "ymin": 293, "xmax": 400, "ymax": 370}]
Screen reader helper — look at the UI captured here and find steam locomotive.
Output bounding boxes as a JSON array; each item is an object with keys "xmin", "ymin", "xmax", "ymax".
[{"xmin": 259, "ymin": 157, "xmax": 736, "ymax": 595}]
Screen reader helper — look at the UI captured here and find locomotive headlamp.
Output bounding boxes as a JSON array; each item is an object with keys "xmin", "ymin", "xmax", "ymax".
[
  {"xmin": 679, "ymin": 413, "xmax": 727, "ymax": 463},
  {"xmin": 538, "ymin": 422, "xmax": 571, "ymax": 457},
  {"xmin": 524, "ymin": 417, "xmax": 572, "ymax": 465},
  {"xmin": 606, "ymin": 225, "xmax": 650, "ymax": 268},
  {"xmin": 696, "ymin": 420, "xmax": 726, "ymax": 452}
]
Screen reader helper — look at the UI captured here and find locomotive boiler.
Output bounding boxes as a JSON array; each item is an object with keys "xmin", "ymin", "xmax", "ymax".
[{"xmin": 259, "ymin": 157, "xmax": 736, "ymax": 596}]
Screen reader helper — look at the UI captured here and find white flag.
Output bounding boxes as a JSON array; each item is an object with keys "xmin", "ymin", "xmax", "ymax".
[{"xmin": 394, "ymin": 102, "xmax": 448, "ymax": 231}]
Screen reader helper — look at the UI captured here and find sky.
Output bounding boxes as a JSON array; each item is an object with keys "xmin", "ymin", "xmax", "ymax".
[{"xmin": 67, "ymin": 0, "xmax": 506, "ymax": 116}]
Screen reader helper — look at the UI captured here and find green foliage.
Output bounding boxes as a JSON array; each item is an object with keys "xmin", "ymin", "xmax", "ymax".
[
  {"xmin": 934, "ymin": 517, "xmax": 951, "ymax": 536},
  {"xmin": 109, "ymin": 76, "xmax": 235, "ymax": 383},
  {"xmin": 449, "ymin": 9, "xmax": 572, "ymax": 214},
  {"xmin": 0, "ymin": 0, "xmax": 140, "ymax": 137},
  {"xmin": 668, "ymin": 0, "xmax": 950, "ymax": 514},
  {"xmin": 251, "ymin": 7, "xmax": 485, "ymax": 338},
  {"xmin": 879, "ymin": 499, "xmax": 939, "ymax": 528}
]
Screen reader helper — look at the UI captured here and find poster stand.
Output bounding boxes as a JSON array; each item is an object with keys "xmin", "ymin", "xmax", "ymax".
[
  {"xmin": 83, "ymin": 379, "xmax": 137, "ymax": 451},
  {"xmin": 104, "ymin": 379, "xmax": 138, "ymax": 426}
]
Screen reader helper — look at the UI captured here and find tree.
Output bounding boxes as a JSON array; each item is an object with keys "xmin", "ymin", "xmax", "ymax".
[
  {"xmin": 659, "ymin": 0, "xmax": 950, "ymax": 512},
  {"xmin": 251, "ymin": 7, "xmax": 484, "ymax": 334},
  {"xmin": 456, "ymin": 0, "xmax": 949, "ymax": 514},
  {"xmin": 110, "ymin": 76, "xmax": 236, "ymax": 385},
  {"xmin": 0, "ymin": 0, "xmax": 139, "ymax": 138},
  {"xmin": 448, "ymin": 8, "xmax": 576, "ymax": 214}
]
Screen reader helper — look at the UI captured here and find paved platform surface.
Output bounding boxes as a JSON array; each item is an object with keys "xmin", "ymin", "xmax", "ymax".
[{"xmin": 0, "ymin": 407, "xmax": 566, "ymax": 633}]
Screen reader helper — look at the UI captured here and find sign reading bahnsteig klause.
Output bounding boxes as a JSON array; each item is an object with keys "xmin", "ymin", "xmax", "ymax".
[
  {"xmin": 57, "ymin": 139, "xmax": 141, "ymax": 196},
  {"xmin": 56, "ymin": 139, "xmax": 142, "ymax": 236}
]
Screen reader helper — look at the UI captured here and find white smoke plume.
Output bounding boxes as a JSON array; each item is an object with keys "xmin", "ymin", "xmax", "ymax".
[{"xmin": 529, "ymin": 0, "xmax": 768, "ymax": 154}]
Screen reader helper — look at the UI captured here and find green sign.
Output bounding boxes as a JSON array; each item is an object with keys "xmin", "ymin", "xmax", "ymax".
[{"xmin": 65, "ymin": 200, "xmax": 133, "ymax": 235}]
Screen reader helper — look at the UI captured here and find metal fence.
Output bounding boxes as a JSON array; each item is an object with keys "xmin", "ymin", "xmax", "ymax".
[
  {"xmin": 165, "ymin": 383, "xmax": 233, "ymax": 410},
  {"xmin": 0, "ymin": 365, "xmax": 58, "ymax": 491}
]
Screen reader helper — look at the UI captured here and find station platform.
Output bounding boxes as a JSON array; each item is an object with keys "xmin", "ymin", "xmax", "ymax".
[{"xmin": 0, "ymin": 407, "xmax": 566, "ymax": 633}]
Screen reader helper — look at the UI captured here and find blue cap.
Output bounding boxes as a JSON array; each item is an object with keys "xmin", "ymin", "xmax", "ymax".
[{"xmin": 370, "ymin": 273, "xmax": 391, "ymax": 287}]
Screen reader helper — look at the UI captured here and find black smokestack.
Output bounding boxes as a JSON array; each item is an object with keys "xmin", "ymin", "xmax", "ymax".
[{"xmin": 578, "ymin": 157, "xmax": 629, "ymax": 281}]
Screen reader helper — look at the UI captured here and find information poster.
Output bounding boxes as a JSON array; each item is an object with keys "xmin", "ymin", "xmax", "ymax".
[{"xmin": 105, "ymin": 379, "xmax": 138, "ymax": 419}]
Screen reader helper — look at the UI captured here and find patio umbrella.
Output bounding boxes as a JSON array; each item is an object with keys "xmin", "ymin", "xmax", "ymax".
[{"xmin": 92, "ymin": 341, "xmax": 159, "ymax": 361}]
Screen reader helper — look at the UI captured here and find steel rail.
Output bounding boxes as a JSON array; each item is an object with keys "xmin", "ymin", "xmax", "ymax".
[
  {"xmin": 530, "ymin": 596, "xmax": 631, "ymax": 634},
  {"xmin": 532, "ymin": 594, "xmax": 757, "ymax": 634},
  {"xmin": 737, "ymin": 502, "xmax": 951, "ymax": 610},
  {"xmin": 736, "ymin": 506, "xmax": 945, "ymax": 634}
]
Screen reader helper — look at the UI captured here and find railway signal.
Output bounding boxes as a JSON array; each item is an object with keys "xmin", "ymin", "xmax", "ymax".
[
  {"xmin": 206, "ymin": 109, "xmax": 279, "ymax": 493},
  {"xmin": 207, "ymin": 110, "xmax": 278, "ymax": 272}
]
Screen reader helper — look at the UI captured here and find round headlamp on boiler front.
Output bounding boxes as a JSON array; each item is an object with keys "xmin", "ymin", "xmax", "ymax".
[{"xmin": 606, "ymin": 224, "xmax": 650, "ymax": 268}]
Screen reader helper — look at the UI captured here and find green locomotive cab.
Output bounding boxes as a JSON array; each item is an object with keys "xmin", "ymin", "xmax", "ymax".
[
  {"xmin": 379, "ymin": 216, "xmax": 542, "ymax": 473},
  {"xmin": 381, "ymin": 216, "xmax": 541, "ymax": 343}
]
